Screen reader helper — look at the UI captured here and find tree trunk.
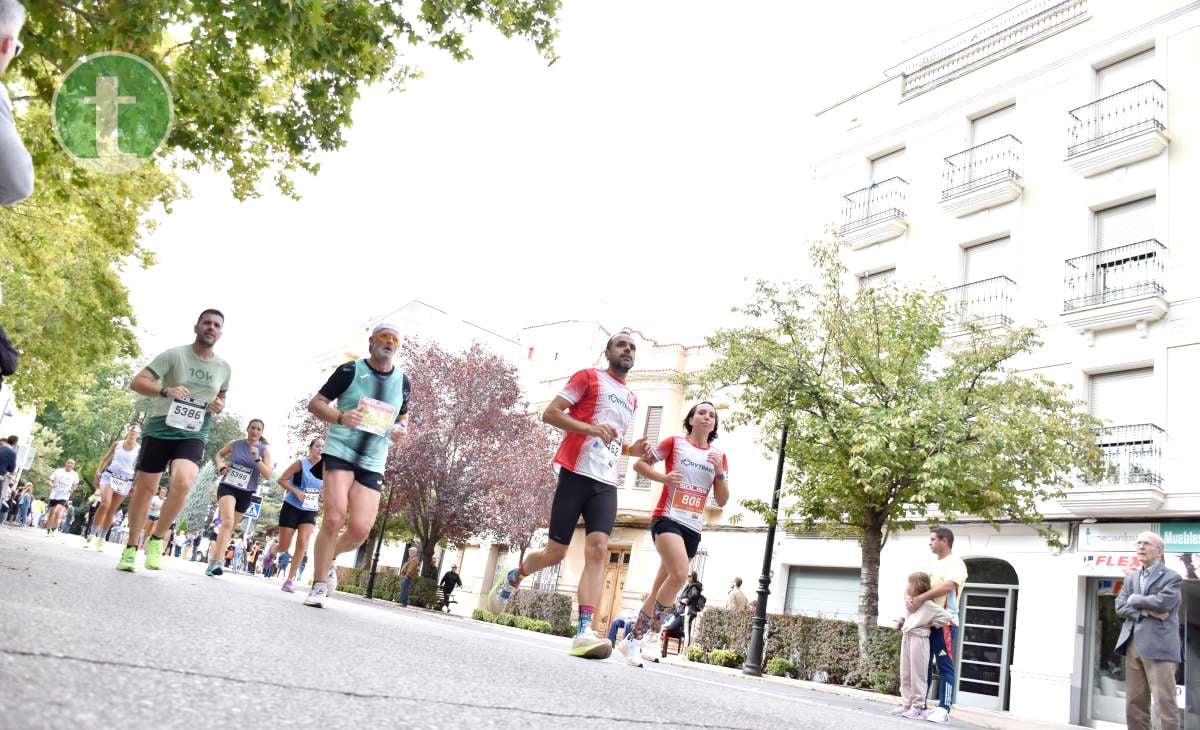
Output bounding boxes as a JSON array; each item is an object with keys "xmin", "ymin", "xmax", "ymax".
[
  {"xmin": 857, "ymin": 518, "xmax": 884, "ymax": 656},
  {"xmin": 420, "ymin": 529, "xmax": 439, "ymax": 579}
]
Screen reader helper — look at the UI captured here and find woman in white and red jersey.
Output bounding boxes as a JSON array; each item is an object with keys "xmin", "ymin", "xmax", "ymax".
[{"xmin": 620, "ymin": 401, "xmax": 729, "ymax": 666}]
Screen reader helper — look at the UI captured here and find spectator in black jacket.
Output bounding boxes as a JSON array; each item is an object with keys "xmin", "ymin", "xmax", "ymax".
[{"xmin": 439, "ymin": 565, "xmax": 463, "ymax": 610}]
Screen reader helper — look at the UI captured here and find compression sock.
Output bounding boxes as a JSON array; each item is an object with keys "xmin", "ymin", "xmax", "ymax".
[{"xmin": 577, "ymin": 604, "xmax": 595, "ymax": 635}]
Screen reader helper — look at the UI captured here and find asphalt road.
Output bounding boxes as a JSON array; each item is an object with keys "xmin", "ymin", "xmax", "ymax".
[{"xmin": 0, "ymin": 527, "xmax": 974, "ymax": 729}]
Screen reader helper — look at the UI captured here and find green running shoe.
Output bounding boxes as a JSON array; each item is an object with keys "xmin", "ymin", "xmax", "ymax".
[
  {"xmin": 116, "ymin": 546, "xmax": 137, "ymax": 573},
  {"xmin": 144, "ymin": 536, "xmax": 164, "ymax": 570}
]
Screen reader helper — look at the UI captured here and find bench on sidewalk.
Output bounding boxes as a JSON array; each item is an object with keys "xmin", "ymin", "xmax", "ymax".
[{"xmin": 434, "ymin": 588, "xmax": 457, "ymax": 612}]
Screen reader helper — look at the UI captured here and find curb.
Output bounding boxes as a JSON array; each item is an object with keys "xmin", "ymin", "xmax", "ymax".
[{"xmin": 656, "ymin": 655, "xmax": 1082, "ymax": 730}]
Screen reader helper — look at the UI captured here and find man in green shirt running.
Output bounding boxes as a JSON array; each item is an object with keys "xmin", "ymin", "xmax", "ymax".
[{"xmin": 116, "ymin": 309, "xmax": 231, "ymax": 573}]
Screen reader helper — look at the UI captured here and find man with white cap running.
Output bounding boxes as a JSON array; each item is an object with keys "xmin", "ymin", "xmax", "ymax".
[{"xmin": 303, "ymin": 323, "xmax": 411, "ymax": 608}]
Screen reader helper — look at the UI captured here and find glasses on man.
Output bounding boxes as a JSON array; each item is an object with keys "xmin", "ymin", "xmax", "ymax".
[{"xmin": 373, "ymin": 333, "xmax": 399, "ymax": 346}]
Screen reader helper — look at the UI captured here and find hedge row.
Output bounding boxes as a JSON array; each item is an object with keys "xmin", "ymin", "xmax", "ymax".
[
  {"xmin": 472, "ymin": 609, "xmax": 555, "ymax": 634},
  {"xmin": 692, "ymin": 608, "xmax": 901, "ymax": 695},
  {"xmin": 335, "ymin": 566, "xmax": 438, "ymax": 608},
  {"xmin": 504, "ymin": 589, "xmax": 574, "ymax": 637}
]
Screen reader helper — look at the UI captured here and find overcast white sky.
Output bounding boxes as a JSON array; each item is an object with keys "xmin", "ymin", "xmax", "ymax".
[{"xmin": 122, "ymin": 0, "xmax": 1011, "ymax": 452}]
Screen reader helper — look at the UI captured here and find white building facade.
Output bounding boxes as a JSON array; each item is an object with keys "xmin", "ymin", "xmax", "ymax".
[{"xmin": 806, "ymin": 0, "xmax": 1200, "ymax": 726}]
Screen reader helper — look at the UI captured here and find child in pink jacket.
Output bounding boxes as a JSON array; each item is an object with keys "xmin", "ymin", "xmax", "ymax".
[{"xmin": 893, "ymin": 571, "xmax": 957, "ymax": 719}]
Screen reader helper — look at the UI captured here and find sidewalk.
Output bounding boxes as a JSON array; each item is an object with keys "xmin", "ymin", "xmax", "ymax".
[{"xmin": 656, "ymin": 653, "xmax": 1086, "ymax": 730}]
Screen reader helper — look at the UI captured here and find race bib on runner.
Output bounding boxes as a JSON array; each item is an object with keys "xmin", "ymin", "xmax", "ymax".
[
  {"xmin": 164, "ymin": 396, "xmax": 208, "ymax": 432},
  {"xmin": 588, "ymin": 437, "xmax": 620, "ymax": 477},
  {"xmin": 110, "ymin": 476, "xmax": 133, "ymax": 495},
  {"xmin": 302, "ymin": 487, "xmax": 320, "ymax": 511},
  {"xmin": 668, "ymin": 483, "xmax": 707, "ymax": 531},
  {"xmin": 223, "ymin": 464, "xmax": 253, "ymax": 490},
  {"xmin": 356, "ymin": 396, "xmax": 397, "ymax": 437}
]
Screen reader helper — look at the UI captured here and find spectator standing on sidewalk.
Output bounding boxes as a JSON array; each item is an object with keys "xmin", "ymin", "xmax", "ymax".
[
  {"xmin": 400, "ymin": 546, "xmax": 420, "ymax": 607},
  {"xmin": 727, "ymin": 577, "xmax": 749, "ymax": 610},
  {"xmin": 893, "ymin": 572, "xmax": 958, "ymax": 719},
  {"xmin": 906, "ymin": 527, "xmax": 968, "ymax": 724},
  {"xmin": 1116, "ymin": 531, "xmax": 1182, "ymax": 730}
]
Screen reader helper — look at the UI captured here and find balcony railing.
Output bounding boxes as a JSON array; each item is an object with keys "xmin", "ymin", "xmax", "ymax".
[
  {"xmin": 940, "ymin": 276, "xmax": 1015, "ymax": 332},
  {"xmin": 840, "ymin": 176, "xmax": 908, "ymax": 235},
  {"xmin": 1093, "ymin": 424, "xmax": 1164, "ymax": 486},
  {"xmin": 1067, "ymin": 81, "xmax": 1166, "ymax": 158},
  {"xmin": 942, "ymin": 135, "xmax": 1022, "ymax": 200},
  {"xmin": 893, "ymin": 0, "xmax": 1088, "ymax": 97},
  {"xmin": 1063, "ymin": 239, "xmax": 1165, "ymax": 312}
]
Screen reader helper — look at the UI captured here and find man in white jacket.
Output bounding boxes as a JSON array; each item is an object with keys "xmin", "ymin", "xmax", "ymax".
[{"xmin": 0, "ymin": 0, "xmax": 31, "ymax": 206}]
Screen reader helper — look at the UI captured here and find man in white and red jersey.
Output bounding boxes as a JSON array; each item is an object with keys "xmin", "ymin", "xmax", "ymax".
[{"xmin": 488, "ymin": 332, "xmax": 648, "ymax": 660}]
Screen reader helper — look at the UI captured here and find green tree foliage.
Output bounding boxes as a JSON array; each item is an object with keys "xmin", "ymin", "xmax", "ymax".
[
  {"xmin": 35, "ymin": 362, "xmax": 138, "ymax": 489},
  {"xmin": 697, "ymin": 240, "xmax": 1104, "ymax": 650},
  {"xmin": 25, "ymin": 422, "xmax": 63, "ymax": 498},
  {"xmin": 203, "ymin": 412, "xmax": 246, "ymax": 465},
  {"xmin": 1, "ymin": 1, "xmax": 560, "ymax": 408}
]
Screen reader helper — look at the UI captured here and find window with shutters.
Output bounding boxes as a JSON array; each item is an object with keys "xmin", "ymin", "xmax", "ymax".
[
  {"xmin": 971, "ymin": 104, "xmax": 1015, "ymax": 146},
  {"xmin": 633, "ymin": 406, "xmax": 664, "ymax": 489},
  {"xmin": 963, "ymin": 236, "xmax": 1011, "ymax": 284},
  {"xmin": 1097, "ymin": 49, "xmax": 1154, "ymax": 98},
  {"xmin": 859, "ymin": 268, "xmax": 895, "ymax": 289},
  {"xmin": 1095, "ymin": 196, "xmax": 1154, "ymax": 251},
  {"xmin": 783, "ymin": 566, "xmax": 861, "ymax": 619},
  {"xmin": 869, "ymin": 147, "xmax": 905, "ymax": 185},
  {"xmin": 1087, "ymin": 368, "xmax": 1163, "ymax": 485},
  {"xmin": 1088, "ymin": 368, "xmax": 1153, "ymax": 426}
]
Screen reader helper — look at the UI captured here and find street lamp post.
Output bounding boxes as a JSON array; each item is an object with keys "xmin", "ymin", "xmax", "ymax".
[
  {"xmin": 743, "ymin": 418, "xmax": 788, "ymax": 677},
  {"xmin": 365, "ymin": 487, "xmax": 395, "ymax": 600}
]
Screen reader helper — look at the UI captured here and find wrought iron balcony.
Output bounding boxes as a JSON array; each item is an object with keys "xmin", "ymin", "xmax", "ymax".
[
  {"xmin": 1063, "ymin": 239, "xmax": 1165, "ymax": 312},
  {"xmin": 1093, "ymin": 424, "xmax": 1164, "ymax": 487},
  {"xmin": 839, "ymin": 177, "xmax": 909, "ymax": 249},
  {"xmin": 942, "ymin": 135, "xmax": 1022, "ymax": 200},
  {"xmin": 1067, "ymin": 81, "xmax": 1166, "ymax": 159},
  {"xmin": 940, "ymin": 276, "xmax": 1015, "ymax": 333}
]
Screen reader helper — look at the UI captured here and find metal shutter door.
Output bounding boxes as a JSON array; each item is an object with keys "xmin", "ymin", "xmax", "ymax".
[{"xmin": 1088, "ymin": 368, "xmax": 1153, "ymax": 425}]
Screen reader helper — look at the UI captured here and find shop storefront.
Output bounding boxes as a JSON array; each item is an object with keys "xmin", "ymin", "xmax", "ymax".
[{"xmin": 1078, "ymin": 522, "xmax": 1198, "ymax": 730}]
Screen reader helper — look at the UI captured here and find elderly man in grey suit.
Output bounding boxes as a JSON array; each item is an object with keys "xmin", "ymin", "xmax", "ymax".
[
  {"xmin": 0, "ymin": 0, "xmax": 31, "ymax": 206},
  {"xmin": 1116, "ymin": 531, "xmax": 1182, "ymax": 730}
]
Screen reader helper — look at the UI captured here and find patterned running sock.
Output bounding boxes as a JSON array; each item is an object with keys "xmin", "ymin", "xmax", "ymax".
[
  {"xmin": 577, "ymin": 604, "xmax": 595, "ymax": 635},
  {"xmin": 632, "ymin": 610, "xmax": 653, "ymax": 639},
  {"xmin": 650, "ymin": 601, "xmax": 668, "ymax": 632},
  {"xmin": 505, "ymin": 568, "xmax": 522, "ymax": 588}
]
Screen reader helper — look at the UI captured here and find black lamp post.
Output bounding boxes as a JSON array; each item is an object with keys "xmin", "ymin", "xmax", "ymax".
[
  {"xmin": 365, "ymin": 486, "xmax": 395, "ymax": 600},
  {"xmin": 743, "ymin": 418, "xmax": 788, "ymax": 677}
]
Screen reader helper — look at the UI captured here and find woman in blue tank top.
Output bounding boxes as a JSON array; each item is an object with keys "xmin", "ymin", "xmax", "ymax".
[
  {"xmin": 275, "ymin": 437, "xmax": 324, "ymax": 593},
  {"xmin": 207, "ymin": 419, "xmax": 273, "ymax": 577}
]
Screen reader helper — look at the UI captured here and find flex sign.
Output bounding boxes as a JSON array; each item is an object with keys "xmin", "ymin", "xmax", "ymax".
[
  {"xmin": 1079, "ymin": 523, "xmax": 1151, "ymax": 552},
  {"xmin": 1083, "ymin": 553, "xmax": 1142, "ymax": 571}
]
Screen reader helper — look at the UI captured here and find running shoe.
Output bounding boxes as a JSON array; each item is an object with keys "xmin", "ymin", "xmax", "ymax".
[
  {"xmin": 304, "ymin": 582, "xmax": 327, "ymax": 608},
  {"xmin": 487, "ymin": 569, "xmax": 519, "ymax": 614},
  {"xmin": 890, "ymin": 704, "xmax": 912, "ymax": 716},
  {"xmin": 82, "ymin": 536, "xmax": 92, "ymax": 549},
  {"xmin": 616, "ymin": 636, "xmax": 643, "ymax": 667},
  {"xmin": 205, "ymin": 563, "xmax": 223, "ymax": 577},
  {"xmin": 144, "ymin": 536, "xmax": 164, "ymax": 570},
  {"xmin": 568, "ymin": 630, "xmax": 613, "ymax": 660},
  {"xmin": 116, "ymin": 546, "xmax": 136, "ymax": 573},
  {"xmin": 281, "ymin": 579, "xmax": 295, "ymax": 593},
  {"xmin": 93, "ymin": 535, "xmax": 105, "ymax": 552},
  {"xmin": 923, "ymin": 708, "xmax": 950, "ymax": 724},
  {"xmin": 901, "ymin": 707, "xmax": 926, "ymax": 719}
]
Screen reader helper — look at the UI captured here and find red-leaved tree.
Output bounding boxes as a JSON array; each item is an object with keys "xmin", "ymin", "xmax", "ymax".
[
  {"xmin": 480, "ymin": 415, "xmax": 560, "ymax": 564},
  {"xmin": 384, "ymin": 339, "xmax": 555, "ymax": 578}
]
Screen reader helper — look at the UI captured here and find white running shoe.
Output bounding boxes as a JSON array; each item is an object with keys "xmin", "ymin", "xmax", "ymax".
[
  {"xmin": 568, "ymin": 630, "xmax": 613, "ymax": 660},
  {"xmin": 923, "ymin": 707, "xmax": 950, "ymax": 724},
  {"xmin": 93, "ymin": 535, "xmax": 105, "ymax": 552},
  {"xmin": 304, "ymin": 582, "xmax": 327, "ymax": 608},
  {"xmin": 617, "ymin": 636, "xmax": 643, "ymax": 667}
]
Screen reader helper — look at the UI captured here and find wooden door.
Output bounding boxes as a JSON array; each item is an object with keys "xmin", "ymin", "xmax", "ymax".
[{"xmin": 594, "ymin": 548, "xmax": 630, "ymax": 636}]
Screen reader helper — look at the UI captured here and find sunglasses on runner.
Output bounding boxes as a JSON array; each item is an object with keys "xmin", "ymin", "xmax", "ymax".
[{"xmin": 372, "ymin": 332, "xmax": 399, "ymax": 345}]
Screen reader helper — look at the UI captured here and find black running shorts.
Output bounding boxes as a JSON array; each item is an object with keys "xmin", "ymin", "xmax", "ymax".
[
  {"xmin": 650, "ymin": 517, "xmax": 701, "ymax": 559},
  {"xmin": 278, "ymin": 500, "xmax": 317, "ymax": 529},
  {"xmin": 48, "ymin": 498, "xmax": 68, "ymax": 509},
  {"xmin": 547, "ymin": 468, "xmax": 618, "ymax": 545},
  {"xmin": 216, "ymin": 484, "xmax": 254, "ymax": 514},
  {"xmin": 315, "ymin": 454, "xmax": 384, "ymax": 492},
  {"xmin": 137, "ymin": 435, "xmax": 205, "ymax": 474}
]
